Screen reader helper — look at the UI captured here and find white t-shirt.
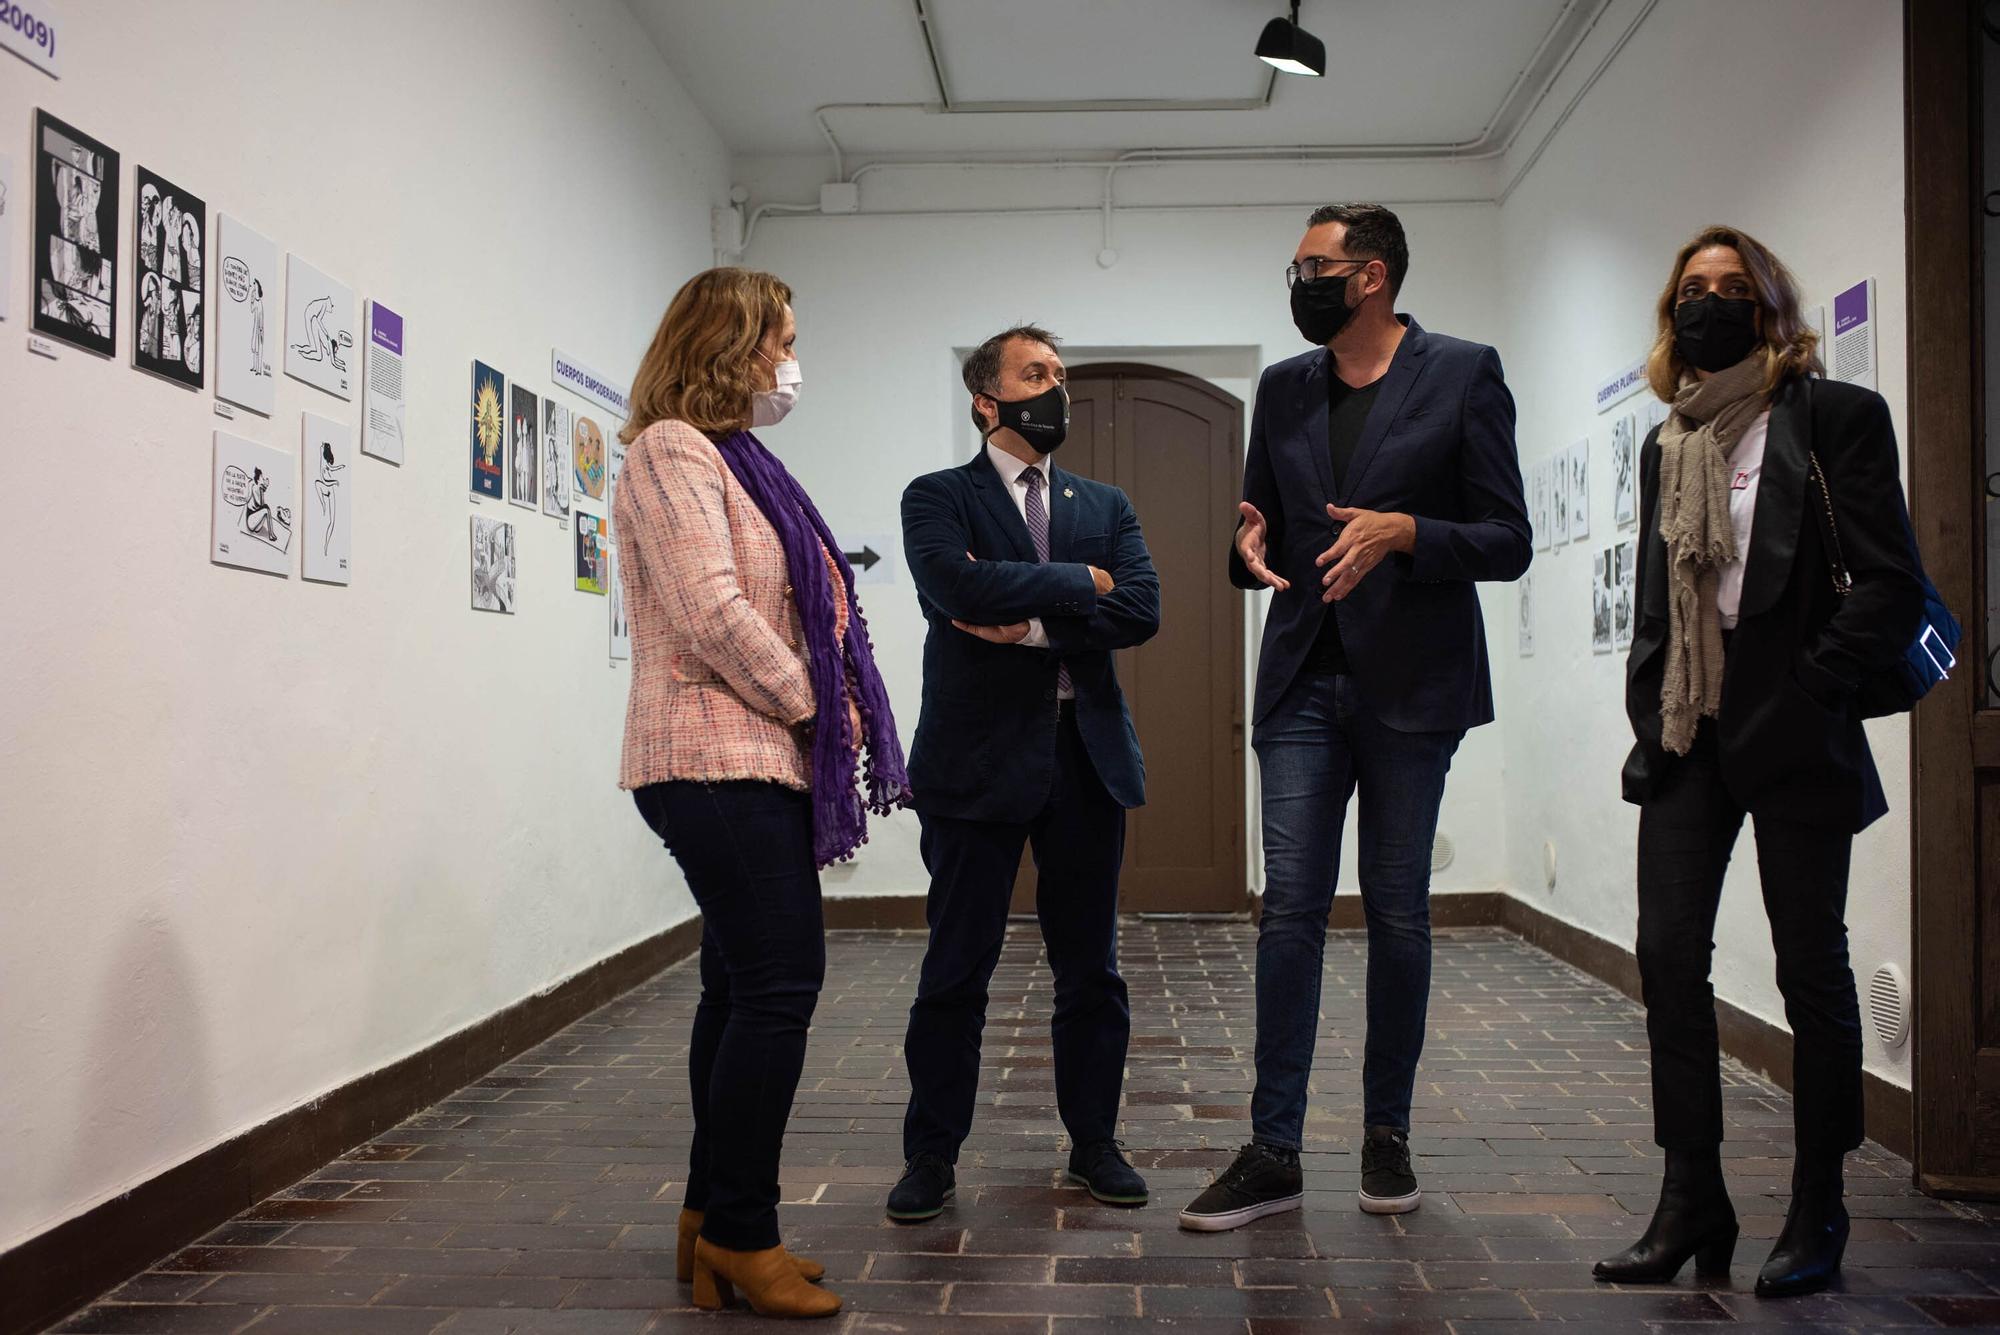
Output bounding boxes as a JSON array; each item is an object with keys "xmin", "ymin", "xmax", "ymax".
[{"xmin": 1716, "ymin": 410, "xmax": 1770, "ymax": 630}]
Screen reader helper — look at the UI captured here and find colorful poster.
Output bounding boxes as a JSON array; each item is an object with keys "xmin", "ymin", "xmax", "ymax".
[
  {"xmin": 541, "ymin": 398, "xmax": 571, "ymax": 521},
  {"xmin": 469, "ymin": 361, "xmax": 505, "ymax": 499},
  {"xmin": 32, "ymin": 109, "xmax": 117, "ymax": 355},
  {"xmin": 471, "ymin": 515, "xmax": 516, "ymax": 613},
  {"xmin": 509, "ymin": 383, "xmax": 540, "ymax": 511},
  {"xmin": 284, "ymin": 254, "xmax": 356, "ymax": 399},
  {"xmin": 301, "ymin": 413, "xmax": 352, "ymax": 585},
  {"xmin": 131, "ymin": 167, "xmax": 205, "ymax": 389},
  {"xmin": 360, "ymin": 300, "xmax": 405, "ymax": 464},
  {"xmin": 609, "ymin": 544, "xmax": 629, "ymax": 660},
  {"xmin": 574, "ymin": 512, "xmax": 607, "ymax": 594},
  {"xmin": 216, "ymin": 214, "xmax": 278, "ymax": 414},
  {"xmin": 211, "ymin": 431, "xmax": 293, "ymax": 576},
  {"xmin": 573, "ymin": 414, "xmax": 606, "ymax": 503}
]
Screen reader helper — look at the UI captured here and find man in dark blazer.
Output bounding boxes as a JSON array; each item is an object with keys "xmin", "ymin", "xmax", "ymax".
[
  {"xmin": 889, "ymin": 325, "xmax": 1161, "ymax": 1222},
  {"xmin": 1179, "ymin": 205, "xmax": 1530, "ymax": 1232}
]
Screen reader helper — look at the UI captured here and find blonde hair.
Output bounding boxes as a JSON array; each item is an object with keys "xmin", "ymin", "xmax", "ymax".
[
  {"xmin": 1645, "ymin": 225, "xmax": 1823, "ymax": 401},
  {"xmin": 620, "ymin": 267, "xmax": 792, "ymax": 443}
]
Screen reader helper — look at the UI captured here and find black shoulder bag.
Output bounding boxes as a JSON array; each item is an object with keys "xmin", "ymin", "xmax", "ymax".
[{"xmin": 1801, "ymin": 379, "xmax": 1961, "ymax": 718}]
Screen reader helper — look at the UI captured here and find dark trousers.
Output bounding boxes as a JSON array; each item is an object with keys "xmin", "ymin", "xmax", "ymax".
[
  {"xmin": 634, "ymin": 780, "xmax": 826, "ymax": 1251},
  {"xmin": 1249, "ymin": 671, "xmax": 1463, "ymax": 1144},
  {"xmin": 1636, "ymin": 725, "xmax": 1865, "ymax": 1156},
  {"xmin": 901, "ymin": 706, "xmax": 1131, "ymax": 1161}
]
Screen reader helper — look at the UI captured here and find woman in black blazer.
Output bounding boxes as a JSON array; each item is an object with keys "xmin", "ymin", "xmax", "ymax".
[{"xmin": 1595, "ymin": 226, "xmax": 1925, "ymax": 1299}]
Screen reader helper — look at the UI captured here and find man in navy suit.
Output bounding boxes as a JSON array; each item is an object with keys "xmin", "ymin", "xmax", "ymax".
[
  {"xmin": 1179, "ymin": 205, "xmax": 1531, "ymax": 1231},
  {"xmin": 889, "ymin": 325, "xmax": 1161, "ymax": 1222}
]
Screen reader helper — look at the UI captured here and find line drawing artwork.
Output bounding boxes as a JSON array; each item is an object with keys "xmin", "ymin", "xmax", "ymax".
[
  {"xmin": 1, "ymin": 150, "xmax": 14, "ymax": 321},
  {"xmin": 212, "ymin": 431, "xmax": 294, "ymax": 576},
  {"xmin": 469, "ymin": 361, "xmax": 505, "ymax": 499},
  {"xmin": 542, "ymin": 399, "xmax": 571, "ymax": 520},
  {"xmin": 1611, "ymin": 413, "xmax": 1637, "ymax": 529},
  {"xmin": 32, "ymin": 110, "xmax": 119, "ymax": 356},
  {"xmin": 1517, "ymin": 570, "xmax": 1534, "ymax": 657},
  {"xmin": 509, "ymin": 383, "xmax": 539, "ymax": 511},
  {"xmin": 471, "ymin": 515, "xmax": 516, "ymax": 614},
  {"xmin": 1613, "ymin": 539, "xmax": 1637, "ymax": 651},
  {"xmin": 1591, "ymin": 546, "xmax": 1614, "ymax": 654},
  {"xmin": 131, "ymin": 166, "xmax": 205, "ymax": 389},
  {"xmin": 1567, "ymin": 438, "xmax": 1590, "ymax": 543},
  {"xmin": 216, "ymin": 215, "xmax": 278, "ymax": 414},
  {"xmin": 1550, "ymin": 453, "xmax": 1570, "ymax": 546},
  {"xmin": 283, "ymin": 256, "xmax": 356, "ymax": 399},
  {"xmin": 609, "ymin": 543, "xmax": 630, "ymax": 660},
  {"xmin": 301, "ymin": 413, "xmax": 351, "ymax": 585},
  {"xmin": 573, "ymin": 415, "xmax": 606, "ymax": 502},
  {"xmin": 574, "ymin": 513, "xmax": 606, "ymax": 595}
]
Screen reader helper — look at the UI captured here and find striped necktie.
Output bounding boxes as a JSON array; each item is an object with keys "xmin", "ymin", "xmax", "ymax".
[{"xmin": 1021, "ymin": 467, "xmax": 1072, "ymax": 697}]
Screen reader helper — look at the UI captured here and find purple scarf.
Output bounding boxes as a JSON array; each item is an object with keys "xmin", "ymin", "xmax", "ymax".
[{"xmin": 712, "ymin": 430, "xmax": 911, "ymax": 867}]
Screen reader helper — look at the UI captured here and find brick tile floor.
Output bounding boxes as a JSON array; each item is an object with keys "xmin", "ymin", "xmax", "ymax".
[{"xmin": 55, "ymin": 924, "xmax": 2000, "ymax": 1333}]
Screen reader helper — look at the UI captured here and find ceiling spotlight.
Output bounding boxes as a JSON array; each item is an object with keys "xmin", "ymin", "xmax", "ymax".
[{"xmin": 1256, "ymin": 1, "xmax": 1325, "ymax": 77}]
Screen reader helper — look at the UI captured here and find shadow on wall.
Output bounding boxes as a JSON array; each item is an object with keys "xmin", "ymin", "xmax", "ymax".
[{"xmin": 63, "ymin": 914, "xmax": 215, "ymax": 1229}]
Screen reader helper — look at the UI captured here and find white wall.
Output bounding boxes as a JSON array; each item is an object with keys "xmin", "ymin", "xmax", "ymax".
[
  {"xmin": 742, "ymin": 200, "xmax": 1511, "ymax": 900},
  {"xmin": 1492, "ymin": 0, "xmax": 1914, "ymax": 1087},
  {"xmin": 0, "ymin": 0, "xmax": 728, "ymax": 1249}
]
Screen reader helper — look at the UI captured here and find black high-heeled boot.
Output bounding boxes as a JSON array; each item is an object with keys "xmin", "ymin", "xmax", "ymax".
[
  {"xmin": 1756, "ymin": 1153, "xmax": 1849, "ymax": 1299},
  {"xmin": 1594, "ymin": 1147, "xmax": 1738, "ymax": 1284}
]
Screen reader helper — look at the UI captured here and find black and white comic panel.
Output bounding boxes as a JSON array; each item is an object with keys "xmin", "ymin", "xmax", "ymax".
[{"xmin": 33, "ymin": 110, "xmax": 119, "ymax": 357}]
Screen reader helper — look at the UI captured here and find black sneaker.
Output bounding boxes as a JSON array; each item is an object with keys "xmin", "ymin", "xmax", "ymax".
[
  {"xmin": 1359, "ymin": 1125, "xmax": 1421, "ymax": 1214},
  {"xmin": 886, "ymin": 1152, "xmax": 955, "ymax": 1223},
  {"xmin": 1066, "ymin": 1140, "xmax": 1148, "ymax": 1206},
  {"xmin": 1177, "ymin": 1142, "xmax": 1303, "ymax": 1231}
]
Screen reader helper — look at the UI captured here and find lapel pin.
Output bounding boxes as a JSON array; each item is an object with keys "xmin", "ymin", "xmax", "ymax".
[{"xmin": 1063, "ymin": 487, "xmax": 1074, "ymax": 498}]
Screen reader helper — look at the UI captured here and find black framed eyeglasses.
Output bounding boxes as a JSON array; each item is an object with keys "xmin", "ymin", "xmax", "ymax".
[{"xmin": 1286, "ymin": 256, "xmax": 1370, "ymax": 288}]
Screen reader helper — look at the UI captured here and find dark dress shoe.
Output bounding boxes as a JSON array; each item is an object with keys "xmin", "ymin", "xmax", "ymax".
[
  {"xmin": 886, "ymin": 1152, "xmax": 955, "ymax": 1223},
  {"xmin": 1755, "ymin": 1187, "xmax": 1849, "ymax": 1298},
  {"xmin": 1594, "ymin": 1148, "xmax": 1738, "ymax": 1284},
  {"xmin": 1066, "ymin": 1139, "xmax": 1148, "ymax": 1206}
]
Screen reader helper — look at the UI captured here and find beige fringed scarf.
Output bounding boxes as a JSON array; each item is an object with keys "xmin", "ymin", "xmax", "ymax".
[{"xmin": 1655, "ymin": 357, "xmax": 1769, "ymax": 754}]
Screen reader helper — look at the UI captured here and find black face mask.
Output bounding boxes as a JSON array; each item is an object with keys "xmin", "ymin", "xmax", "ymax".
[
  {"xmin": 986, "ymin": 382, "xmax": 1069, "ymax": 453},
  {"xmin": 1673, "ymin": 293, "xmax": 1761, "ymax": 373},
  {"xmin": 1290, "ymin": 269, "xmax": 1362, "ymax": 346}
]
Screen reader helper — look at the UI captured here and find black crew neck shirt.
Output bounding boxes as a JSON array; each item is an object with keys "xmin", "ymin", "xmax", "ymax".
[{"xmin": 1304, "ymin": 372, "xmax": 1384, "ymax": 674}]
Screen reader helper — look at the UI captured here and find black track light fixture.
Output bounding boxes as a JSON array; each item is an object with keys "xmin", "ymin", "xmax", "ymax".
[{"xmin": 1255, "ymin": 0, "xmax": 1325, "ymax": 77}]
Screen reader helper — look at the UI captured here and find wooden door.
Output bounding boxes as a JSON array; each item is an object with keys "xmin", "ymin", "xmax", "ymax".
[
  {"xmin": 1009, "ymin": 365, "xmax": 1247, "ymax": 915},
  {"xmin": 1907, "ymin": 0, "xmax": 2000, "ymax": 1198}
]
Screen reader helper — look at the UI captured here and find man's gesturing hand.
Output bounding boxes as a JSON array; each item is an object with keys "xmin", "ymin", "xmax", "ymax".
[
  {"xmin": 1316, "ymin": 503, "xmax": 1417, "ymax": 603},
  {"xmin": 1235, "ymin": 502, "xmax": 1290, "ymax": 591}
]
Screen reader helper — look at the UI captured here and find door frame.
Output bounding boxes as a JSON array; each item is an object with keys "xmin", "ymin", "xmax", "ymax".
[{"xmin": 1905, "ymin": 0, "xmax": 1990, "ymax": 1196}]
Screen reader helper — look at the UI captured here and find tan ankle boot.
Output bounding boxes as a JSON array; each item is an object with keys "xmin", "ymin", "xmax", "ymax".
[
  {"xmin": 691, "ymin": 1236, "xmax": 841, "ymax": 1318},
  {"xmin": 676, "ymin": 1208, "xmax": 825, "ymax": 1283}
]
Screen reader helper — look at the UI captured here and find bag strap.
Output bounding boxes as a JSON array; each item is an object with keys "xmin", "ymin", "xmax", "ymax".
[{"xmin": 1800, "ymin": 377, "xmax": 1854, "ymax": 598}]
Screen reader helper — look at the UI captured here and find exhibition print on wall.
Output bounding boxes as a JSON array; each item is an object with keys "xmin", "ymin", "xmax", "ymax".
[
  {"xmin": 509, "ymin": 383, "xmax": 539, "ymax": 511},
  {"xmin": 1613, "ymin": 538, "xmax": 1637, "ymax": 651},
  {"xmin": 132, "ymin": 167, "xmax": 206, "ymax": 389},
  {"xmin": 469, "ymin": 360, "xmax": 505, "ymax": 499},
  {"xmin": 283, "ymin": 255, "xmax": 356, "ymax": 399},
  {"xmin": 216, "ymin": 214, "xmax": 278, "ymax": 414},
  {"xmin": 471, "ymin": 515, "xmax": 516, "ymax": 614},
  {"xmin": 609, "ymin": 544, "xmax": 630, "ymax": 660},
  {"xmin": 1566, "ymin": 438, "xmax": 1590, "ymax": 543},
  {"xmin": 1611, "ymin": 413, "xmax": 1637, "ymax": 529},
  {"xmin": 33, "ymin": 109, "xmax": 119, "ymax": 356},
  {"xmin": 211, "ymin": 431, "xmax": 293, "ymax": 576},
  {"xmin": 0, "ymin": 150, "xmax": 14, "ymax": 320},
  {"xmin": 573, "ymin": 414, "xmax": 606, "ymax": 503},
  {"xmin": 1591, "ymin": 545, "xmax": 1614, "ymax": 655},
  {"xmin": 541, "ymin": 398, "xmax": 571, "ymax": 521},
  {"xmin": 301, "ymin": 413, "xmax": 351, "ymax": 586},
  {"xmin": 574, "ymin": 512, "xmax": 607, "ymax": 595}
]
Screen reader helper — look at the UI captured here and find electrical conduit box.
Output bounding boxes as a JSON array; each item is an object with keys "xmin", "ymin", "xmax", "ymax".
[{"xmin": 819, "ymin": 183, "xmax": 859, "ymax": 214}]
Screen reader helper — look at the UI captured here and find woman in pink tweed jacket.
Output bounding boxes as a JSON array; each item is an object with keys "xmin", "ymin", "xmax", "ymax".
[{"xmin": 614, "ymin": 268, "xmax": 907, "ymax": 1319}]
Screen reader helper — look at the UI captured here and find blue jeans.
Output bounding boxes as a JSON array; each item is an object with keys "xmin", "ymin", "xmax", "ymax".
[{"xmin": 1250, "ymin": 672, "xmax": 1462, "ymax": 1147}]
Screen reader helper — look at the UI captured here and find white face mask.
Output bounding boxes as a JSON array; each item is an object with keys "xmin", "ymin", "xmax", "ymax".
[{"xmin": 751, "ymin": 355, "xmax": 802, "ymax": 427}]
